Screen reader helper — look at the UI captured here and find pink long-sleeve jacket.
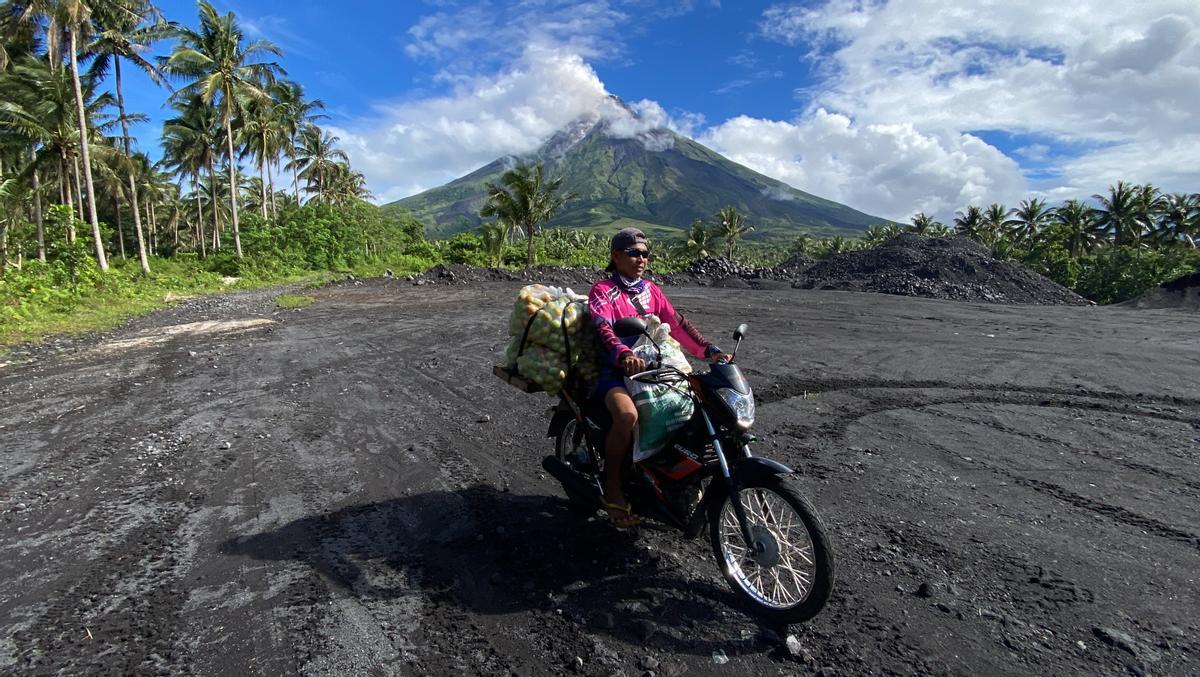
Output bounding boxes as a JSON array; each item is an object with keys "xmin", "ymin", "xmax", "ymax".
[{"xmin": 588, "ymin": 276, "xmax": 714, "ymax": 368}]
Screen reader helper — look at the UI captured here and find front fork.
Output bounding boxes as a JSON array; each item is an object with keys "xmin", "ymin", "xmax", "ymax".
[{"xmin": 700, "ymin": 408, "xmax": 760, "ymax": 553}]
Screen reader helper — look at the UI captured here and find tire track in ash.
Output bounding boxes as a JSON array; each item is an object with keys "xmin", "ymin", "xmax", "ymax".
[
  {"xmin": 905, "ymin": 422, "xmax": 1200, "ymax": 554},
  {"xmin": 930, "ymin": 406, "xmax": 1200, "ymax": 497},
  {"xmin": 763, "ymin": 378, "xmax": 1200, "ymax": 449}
]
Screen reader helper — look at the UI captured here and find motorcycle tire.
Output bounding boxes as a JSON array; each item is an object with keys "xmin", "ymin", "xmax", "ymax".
[
  {"xmin": 554, "ymin": 419, "xmax": 600, "ymax": 512},
  {"xmin": 709, "ymin": 475, "xmax": 834, "ymax": 624}
]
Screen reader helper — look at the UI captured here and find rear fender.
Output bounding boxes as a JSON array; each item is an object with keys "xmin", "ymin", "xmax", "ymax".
[{"xmin": 547, "ymin": 409, "xmax": 575, "ymax": 439}]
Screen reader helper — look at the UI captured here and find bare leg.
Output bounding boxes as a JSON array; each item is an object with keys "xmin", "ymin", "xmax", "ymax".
[{"xmin": 604, "ymin": 387, "xmax": 638, "ymax": 521}]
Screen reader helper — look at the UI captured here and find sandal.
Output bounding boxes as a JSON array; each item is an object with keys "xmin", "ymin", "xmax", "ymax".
[{"xmin": 601, "ymin": 499, "xmax": 641, "ymax": 529}]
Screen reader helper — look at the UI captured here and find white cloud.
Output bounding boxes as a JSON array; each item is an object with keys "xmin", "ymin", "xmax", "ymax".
[
  {"xmin": 699, "ymin": 110, "xmax": 1026, "ymax": 220},
  {"xmin": 331, "ymin": 46, "xmax": 611, "ymax": 203},
  {"xmin": 758, "ymin": 0, "xmax": 1200, "ymax": 213}
]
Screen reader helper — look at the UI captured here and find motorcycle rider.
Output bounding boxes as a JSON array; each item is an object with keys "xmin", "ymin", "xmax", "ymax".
[{"xmin": 588, "ymin": 228, "xmax": 731, "ymax": 527}]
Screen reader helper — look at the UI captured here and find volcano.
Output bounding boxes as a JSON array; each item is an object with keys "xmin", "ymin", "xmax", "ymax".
[{"xmin": 384, "ymin": 97, "xmax": 890, "ymax": 239}]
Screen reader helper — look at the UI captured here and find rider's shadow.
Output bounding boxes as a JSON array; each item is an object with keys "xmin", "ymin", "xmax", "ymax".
[{"xmin": 222, "ymin": 484, "xmax": 783, "ymax": 657}]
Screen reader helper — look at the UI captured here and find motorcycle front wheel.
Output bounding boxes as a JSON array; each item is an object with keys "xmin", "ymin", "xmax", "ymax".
[{"xmin": 710, "ymin": 475, "xmax": 834, "ymax": 624}]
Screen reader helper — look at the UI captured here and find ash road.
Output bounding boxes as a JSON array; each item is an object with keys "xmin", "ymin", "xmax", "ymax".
[{"xmin": 1, "ymin": 280, "xmax": 1198, "ymax": 676}]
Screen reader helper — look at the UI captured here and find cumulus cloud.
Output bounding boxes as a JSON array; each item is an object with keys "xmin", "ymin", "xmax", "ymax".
[
  {"xmin": 758, "ymin": 0, "xmax": 1200, "ymax": 212},
  {"xmin": 330, "ymin": 46, "xmax": 611, "ymax": 203},
  {"xmin": 699, "ymin": 110, "xmax": 1026, "ymax": 220}
]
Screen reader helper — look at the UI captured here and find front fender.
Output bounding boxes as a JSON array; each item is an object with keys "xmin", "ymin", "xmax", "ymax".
[
  {"xmin": 731, "ymin": 456, "xmax": 793, "ymax": 484},
  {"xmin": 685, "ymin": 457, "xmax": 794, "ymax": 538}
]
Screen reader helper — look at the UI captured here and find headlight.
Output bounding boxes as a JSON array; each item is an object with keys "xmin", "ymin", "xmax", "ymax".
[{"xmin": 716, "ymin": 387, "xmax": 755, "ymax": 430}]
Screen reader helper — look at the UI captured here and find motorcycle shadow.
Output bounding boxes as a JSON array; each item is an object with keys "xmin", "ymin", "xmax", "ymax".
[{"xmin": 223, "ymin": 484, "xmax": 784, "ymax": 657}]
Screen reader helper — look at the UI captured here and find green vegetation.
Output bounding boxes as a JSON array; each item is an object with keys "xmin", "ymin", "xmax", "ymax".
[
  {"xmin": 479, "ymin": 162, "xmax": 574, "ymax": 268},
  {"xmin": 274, "ymin": 293, "xmax": 314, "ymax": 309},
  {"xmin": 761, "ymin": 184, "xmax": 1198, "ymax": 305}
]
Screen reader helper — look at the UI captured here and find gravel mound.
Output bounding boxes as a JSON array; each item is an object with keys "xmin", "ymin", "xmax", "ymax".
[
  {"xmin": 396, "ymin": 234, "xmax": 1086, "ymax": 305},
  {"xmin": 793, "ymin": 234, "xmax": 1088, "ymax": 305},
  {"xmin": 414, "ymin": 264, "xmax": 604, "ymax": 289},
  {"xmin": 1119, "ymin": 271, "xmax": 1200, "ymax": 310}
]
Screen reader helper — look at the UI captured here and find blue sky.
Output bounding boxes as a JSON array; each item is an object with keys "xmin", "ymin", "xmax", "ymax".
[{"xmin": 117, "ymin": 0, "xmax": 1200, "ymax": 221}]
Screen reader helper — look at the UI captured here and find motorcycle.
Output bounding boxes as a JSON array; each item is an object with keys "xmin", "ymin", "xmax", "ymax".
[{"xmin": 542, "ymin": 317, "xmax": 835, "ymax": 624}]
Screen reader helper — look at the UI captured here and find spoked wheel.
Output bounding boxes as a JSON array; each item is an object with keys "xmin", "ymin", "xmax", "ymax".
[{"xmin": 710, "ymin": 476, "xmax": 834, "ymax": 624}]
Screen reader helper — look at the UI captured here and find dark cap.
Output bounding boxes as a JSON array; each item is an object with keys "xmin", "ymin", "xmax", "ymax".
[{"xmin": 610, "ymin": 227, "xmax": 648, "ymax": 251}]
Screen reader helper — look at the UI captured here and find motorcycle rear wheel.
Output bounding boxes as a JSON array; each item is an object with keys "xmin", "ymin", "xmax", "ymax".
[
  {"xmin": 554, "ymin": 419, "xmax": 601, "ymax": 511},
  {"xmin": 710, "ymin": 475, "xmax": 834, "ymax": 624}
]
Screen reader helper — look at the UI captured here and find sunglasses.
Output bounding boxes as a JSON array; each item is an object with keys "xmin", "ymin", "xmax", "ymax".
[{"xmin": 622, "ymin": 247, "xmax": 651, "ymax": 259}]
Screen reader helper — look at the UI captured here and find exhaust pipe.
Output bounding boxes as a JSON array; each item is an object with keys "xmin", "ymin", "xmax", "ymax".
[{"xmin": 542, "ymin": 456, "xmax": 601, "ymax": 507}]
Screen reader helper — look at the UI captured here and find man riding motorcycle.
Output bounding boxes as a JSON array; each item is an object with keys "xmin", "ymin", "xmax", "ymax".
[{"xmin": 588, "ymin": 227, "xmax": 731, "ymax": 528}]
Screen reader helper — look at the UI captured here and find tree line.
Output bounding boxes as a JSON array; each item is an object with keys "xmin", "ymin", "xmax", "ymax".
[{"xmin": 0, "ymin": 0, "xmax": 374, "ymax": 278}]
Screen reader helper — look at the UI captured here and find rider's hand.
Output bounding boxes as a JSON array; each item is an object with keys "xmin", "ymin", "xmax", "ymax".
[
  {"xmin": 620, "ymin": 352, "xmax": 647, "ymax": 376},
  {"xmin": 708, "ymin": 352, "xmax": 733, "ymax": 364}
]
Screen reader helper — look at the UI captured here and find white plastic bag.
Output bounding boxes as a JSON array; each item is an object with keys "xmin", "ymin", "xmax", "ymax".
[{"xmin": 625, "ymin": 315, "xmax": 694, "ymax": 460}]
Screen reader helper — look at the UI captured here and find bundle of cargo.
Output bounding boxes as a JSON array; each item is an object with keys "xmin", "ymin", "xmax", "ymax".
[{"xmin": 496, "ymin": 284, "xmax": 600, "ymax": 395}]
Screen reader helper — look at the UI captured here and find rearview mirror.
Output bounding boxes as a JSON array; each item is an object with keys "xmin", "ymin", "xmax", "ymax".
[
  {"xmin": 614, "ymin": 317, "xmax": 648, "ymax": 338},
  {"xmin": 733, "ymin": 323, "xmax": 748, "ymax": 341}
]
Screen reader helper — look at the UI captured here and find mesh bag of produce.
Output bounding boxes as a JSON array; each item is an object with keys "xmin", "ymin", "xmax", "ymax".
[{"xmin": 505, "ymin": 284, "xmax": 600, "ymax": 394}]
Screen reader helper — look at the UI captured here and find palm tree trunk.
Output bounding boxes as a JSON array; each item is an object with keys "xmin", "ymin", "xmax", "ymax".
[
  {"xmin": 207, "ymin": 158, "xmax": 220, "ymax": 251},
  {"xmin": 223, "ymin": 109, "xmax": 243, "ymax": 258},
  {"xmin": 194, "ymin": 177, "xmax": 207, "ymax": 258},
  {"xmin": 267, "ymin": 159, "xmax": 277, "ymax": 217},
  {"xmin": 72, "ymin": 155, "xmax": 84, "ymax": 223},
  {"xmin": 114, "ymin": 195, "xmax": 126, "ymax": 259},
  {"xmin": 58, "ymin": 153, "xmax": 69, "ymax": 208},
  {"xmin": 68, "ymin": 26, "xmax": 107, "ymax": 271},
  {"xmin": 30, "ymin": 147, "xmax": 45, "ymax": 262},
  {"xmin": 59, "ymin": 152, "xmax": 76, "ymax": 242},
  {"xmin": 114, "ymin": 58, "xmax": 151, "ymax": 274},
  {"xmin": 291, "ymin": 132, "xmax": 300, "ymax": 202},
  {"xmin": 259, "ymin": 152, "xmax": 268, "ymax": 219},
  {"xmin": 149, "ymin": 200, "xmax": 158, "ymax": 253}
]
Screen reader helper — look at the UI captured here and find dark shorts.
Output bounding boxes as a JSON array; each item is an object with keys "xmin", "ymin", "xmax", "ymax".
[{"xmin": 594, "ymin": 363, "xmax": 628, "ymax": 397}]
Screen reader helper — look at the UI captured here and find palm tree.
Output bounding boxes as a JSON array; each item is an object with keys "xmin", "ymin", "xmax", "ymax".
[
  {"xmin": 789, "ymin": 232, "xmax": 817, "ymax": 255},
  {"xmin": 161, "ymin": 95, "xmax": 220, "ymax": 254},
  {"xmin": 715, "ymin": 205, "xmax": 753, "ymax": 259},
  {"xmin": 289, "ymin": 124, "xmax": 347, "ymax": 202},
  {"xmin": 0, "ymin": 56, "xmax": 114, "ymax": 247},
  {"xmin": 1051, "ymin": 199, "xmax": 1102, "ymax": 257},
  {"xmin": 87, "ymin": 0, "xmax": 170, "ymax": 273},
  {"xmin": 1094, "ymin": 181, "xmax": 1149, "ymax": 246},
  {"xmin": 237, "ymin": 97, "xmax": 281, "ymax": 218},
  {"xmin": 953, "ymin": 205, "xmax": 987, "ymax": 243},
  {"xmin": 272, "ymin": 79, "xmax": 325, "ymax": 201},
  {"xmin": 1155, "ymin": 193, "xmax": 1199, "ymax": 248},
  {"xmin": 479, "ymin": 162, "xmax": 572, "ymax": 269},
  {"xmin": 680, "ymin": 219, "xmax": 713, "ymax": 259},
  {"xmin": 324, "ymin": 162, "xmax": 370, "ymax": 206},
  {"xmin": 10, "ymin": 0, "xmax": 109, "ymax": 267},
  {"xmin": 862, "ymin": 224, "xmax": 894, "ymax": 247},
  {"xmin": 164, "ymin": 0, "xmax": 283, "ymax": 258},
  {"xmin": 982, "ymin": 203, "xmax": 1007, "ymax": 244},
  {"xmin": 478, "ymin": 220, "xmax": 506, "ymax": 268},
  {"xmin": 1004, "ymin": 198, "xmax": 1051, "ymax": 246},
  {"xmin": 908, "ymin": 212, "xmax": 941, "ymax": 235}
]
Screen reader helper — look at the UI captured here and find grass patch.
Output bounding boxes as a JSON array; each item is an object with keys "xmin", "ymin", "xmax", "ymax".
[
  {"xmin": 275, "ymin": 293, "xmax": 316, "ymax": 309},
  {"xmin": 0, "ymin": 258, "xmax": 326, "ymax": 353}
]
